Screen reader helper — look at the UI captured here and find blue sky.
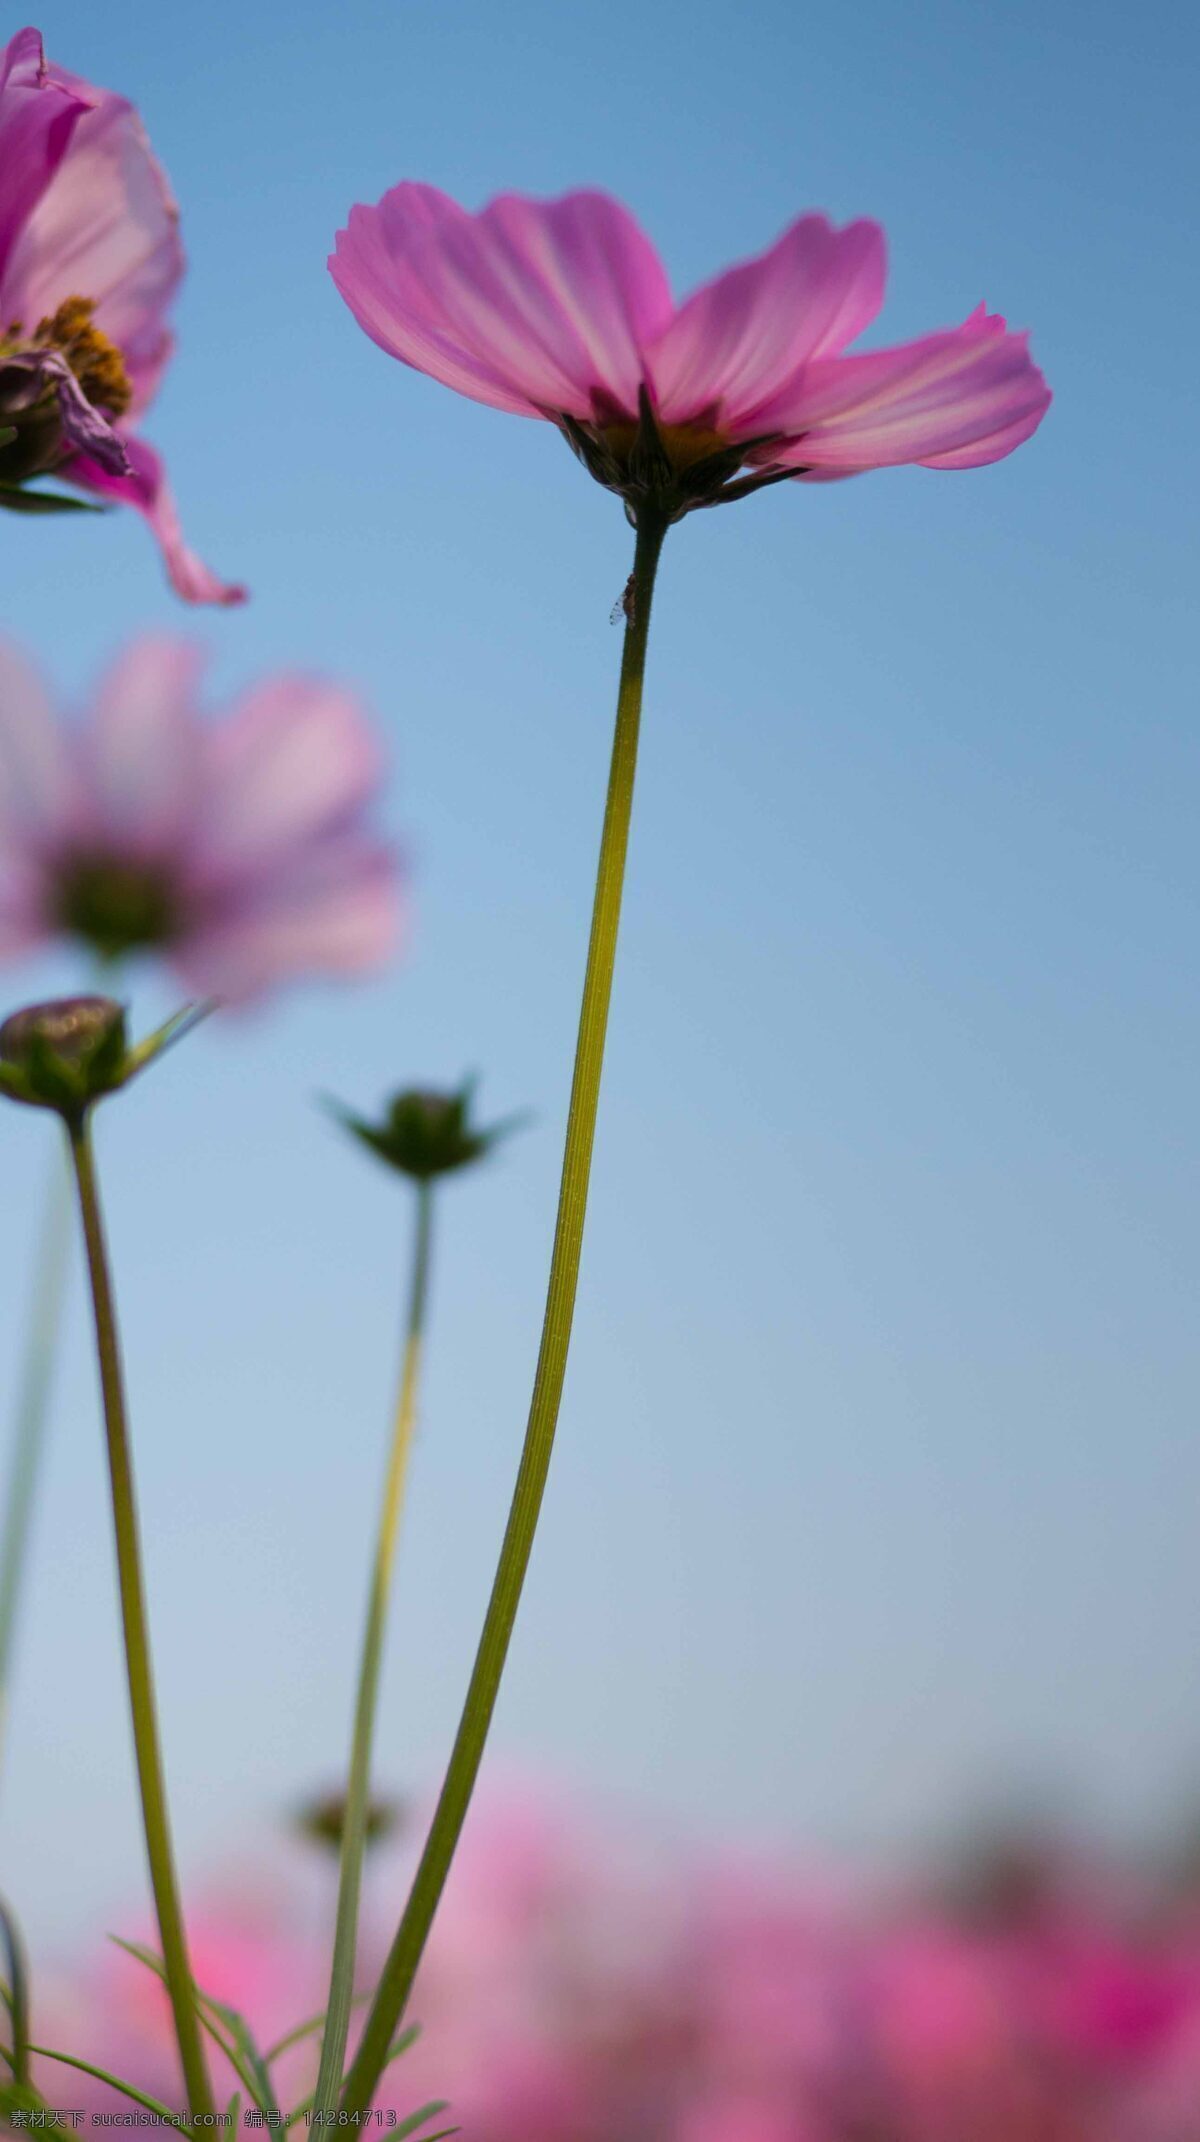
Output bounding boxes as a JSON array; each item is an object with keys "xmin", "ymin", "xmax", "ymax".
[{"xmin": 2, "ymin": 0, "xmax": 1198, "ymax": 1948}]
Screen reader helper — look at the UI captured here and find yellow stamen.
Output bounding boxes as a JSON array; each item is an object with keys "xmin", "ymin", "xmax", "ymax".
[{"xmin": 34, "ymin": 295, "xmax": 132, "ymax": 419}]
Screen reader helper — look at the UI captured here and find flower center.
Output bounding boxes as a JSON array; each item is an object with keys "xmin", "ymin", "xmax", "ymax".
[
  {"xmin": 31, "ymin": 296, "xmax": 132, "ymax": 419},
  {"xmin": 54, "ymin": 855, "xmax": 179, "ymax": 961},
  {"xmin": 0, "ymin": 294, "xmax": 133, "ymax": 487},
  {"xmin": 600, "ymin": 417, "xmax": 732, "ymax": 473},
  {"xmin": 559, "ymin": 389, "xmax": 772, "ymax": 525}
]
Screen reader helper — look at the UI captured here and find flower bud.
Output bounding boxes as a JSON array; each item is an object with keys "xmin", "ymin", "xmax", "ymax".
[
  {"xmin": 326, "ymin": 1077, "xmax": 526, "ymax": 1182},
  {"xmin": 0, "ymin": 995, "xmax": 127, "ymax": 1116},
  {"xmin": 0, "ymin": 994, "xmax": 208, "ymax": 1123},
  {"xmin": 294, "ymin": 1787, "xmax": 404, "ymax": 1855}
]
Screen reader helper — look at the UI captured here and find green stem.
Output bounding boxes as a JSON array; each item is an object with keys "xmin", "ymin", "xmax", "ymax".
[
  {"xmin": 67, "ymin": 1115, "xmax": 214, "ymax": 2125},
  {"xmin": 313, "ymin": 1181, "xmax": 434, "ymax": 2107},
  {"xmin": 342, "ymin": 506, "xmax": 669, "ymax": 2110},
  {"xmin": 0, "ymin": 1146, "xmax": 71, "ymax": 1788}
]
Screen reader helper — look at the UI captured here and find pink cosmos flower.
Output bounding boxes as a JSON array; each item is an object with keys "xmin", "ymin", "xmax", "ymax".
[
  {"xmin": 0, "ymin": 638, "xmax": 400, "ymax": 1003},
  {"xmin": 35, "ymin": 1797, "xmax": 1200, "ymax": 2141},
  {"xmin": 0, "ymin": 26, "xmax": 243, "ymax": 602},
  {"xmin": 330, "ymin": 186, "xmax": 1050, "ymax": 522}
]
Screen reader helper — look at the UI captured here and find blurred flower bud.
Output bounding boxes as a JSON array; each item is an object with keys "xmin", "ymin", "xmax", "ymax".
[
  {"xmin": 294, "ymin": 1787, "xmax": 404, "ymax": 1854},
  {"xmin": 326, "ymin": 1078, "xmax": 526, "ymax": 1182},
  {"xmin": 0, "ymin": 995, "xmax": 208, "ymax": 1123}
]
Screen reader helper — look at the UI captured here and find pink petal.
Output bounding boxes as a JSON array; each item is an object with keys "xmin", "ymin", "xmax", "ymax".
[
  {"xmin": 646, "ymin": 214, "xmax": 885, "ymax": 432},
  {"xmin": 191, "ymin": 674, "xmax": 387, "ymax": 884},
  {"xmin": 0, "ymin": 29, "xmax": 91, "ymax": 293},
  {"xmin": 174, "ymin": 841, "xmax": 400, "ymax": 1005},
  {"xmin": 0, "ymin": 638, "xmax": 73, "ymax": 844},
  {"xmin": 0, "ymin": 857, "xmax": 52, "ymax": 957},
  {"xmin": 915, "ymin": 401, "xmax": 1053, "ymax": 469},
  {"xmin": 330, "ymin": 184, "xmax": 673, "ymax": 420},
  {"xmin": 63, "ymin": 435, "xmax": 247, "ymax": 606},
  {"xmin": 2, "ymin": 72, "xmax": 182, "ymax": 413},
  {"xmin": 760, "ymin": 306, "xmax": 1051, "ymax": 473},
  {"xmin": 81, "ymin": 638, "xmax": 206, "ymax": 854}
]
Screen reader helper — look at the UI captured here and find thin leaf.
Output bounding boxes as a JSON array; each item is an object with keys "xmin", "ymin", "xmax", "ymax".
[
  {"xmin": 0, "ymin": 2082, "xmax": 48, "ymax": 2121},
  {"xmin": 390, "ymin": 2102, "xmax": 450, "ymax": 2140},
  {"xmin": 224, "ymin": 2092, "xmax": 242, "ymax": 2137},
  {"xmin": 383, "ymin": 2025, "xmax": 421, "ymax": 2067},
  {"xmin": 30, "ymin": 2044, "xmax": 186, "ymax": 2125},
  {"xmin": 201, "ymin": 1996, "xmax": 273, "ymax": 2104},
  {"xmin": 0, "ymin": 1897, "xmax": 30, "ymax": 2084},
  {"xmin": 265, "ymin": 1989, "xmax": 376, "ymax": 2064},
  {"xmin": 110, "ymin": 1936, "xmax": 270, "ymax": 2112},
  {"xmin": 285, "ymin": 2024, "xmax": 423, "ymax": 2128}
]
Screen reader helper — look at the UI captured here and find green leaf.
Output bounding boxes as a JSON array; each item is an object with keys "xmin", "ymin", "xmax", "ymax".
[
  {"xmin": 283, "ymin": 2027, "xmax": 421, "ymax": 2132},
  {"xmin": 265, "ymin": 1990, "xmax": 376, "ymax": 2064},
  {"xmin": 225, "ymin": 2092, "xmax": 242, "ymax": 2137},
  {"xmin": 0, "ymin": 428, "xmax": 15, "ymax": 447},
  {"xmin": 0, "ymin": 2079, "xmax": 48, "ymax": 2121},
  {"xmin": 391, "ymin": 2103, "xmax": 450, "ymax": 2140},
  {"xmin": 0, "ymin": 1897, "xmax": 30, "ymax": 2085},
  {"xmin": 109, "ymin": 1936, "xmax": 272, "ymax": 2113},
  {"xmin": 0, "ymin": 485, "xmax": 103, "ymax": 514},
  {"xmin": 205, "ymin": 1997, "xmax": 274, "ymax": 2106},
  {"xmin": 29, "ymin": 2045, "xmax": 185, "ymax": 2126},
  {"xmin": 383, "ymin": 2025, "xmax": 421, "ymax": 2067}
]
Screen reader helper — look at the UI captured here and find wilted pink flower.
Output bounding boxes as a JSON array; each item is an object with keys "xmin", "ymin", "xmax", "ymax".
[
  {"xmin": 0, "ymin": 26, "xmax": 243, "ymax": 602},
  {"xmin": 0, "ymin": 638, "xmax": 400, "ymax": 1002},
  {"xmin": 330, "ymin": 186, "xmax": 1050, "ymax": 522}
]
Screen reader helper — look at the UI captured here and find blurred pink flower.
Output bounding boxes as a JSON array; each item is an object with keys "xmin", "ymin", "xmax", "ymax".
[
  {"xmin": 37, "ymin": 1796, "xmax": 1200, "ymax": 2140},
  {"xmin": 330, "ymin": 186, "xmax": 1050, "ymax": 518},
  {"xmin": 40, "ymin": 1905, "xmax": 318, "ymax": 2112},
  {"xmin": 0, "ymin": 638, "xmax": 400, "ymax": 1003},
  {"xmin": 0, "ymin": 25, "xmax": 243, "ymax": 602}
]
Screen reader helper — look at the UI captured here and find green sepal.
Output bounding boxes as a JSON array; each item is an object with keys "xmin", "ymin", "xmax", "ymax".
[
  {"xmin": 0, "ymin": 484, "xmax": 102, "ymax": 514},
  {"xmin": 324, "ymin": 1076, "xmax": 528, "ymax": 1183},
  {"xmin": 122, "ymin": 999, "xmax": 214, "ymax": 1082}
]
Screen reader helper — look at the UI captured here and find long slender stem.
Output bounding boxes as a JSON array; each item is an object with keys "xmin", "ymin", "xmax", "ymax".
[
  {"xmin": 313, "ymin": 1181, "xmax": 434, "ymax": 2107},
  {"xmin": 0, "ymin": 1146, "xmax": 71, "ymax": 1787},
  {"xmin": 67, "ymin": 1116, "xmax": 214, "ymax": 2125},
  {"xmin": 342, "ymin": 506, "xmax": 669, "ymax": 2110}
]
